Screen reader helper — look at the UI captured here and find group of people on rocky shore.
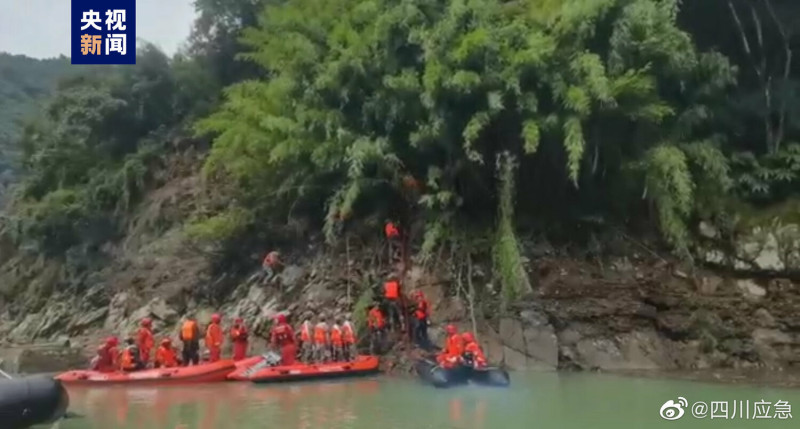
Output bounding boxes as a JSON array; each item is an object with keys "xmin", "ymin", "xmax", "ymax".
[{"xmin": 89, "ymin": 220, "xmax": 488, "ymax": 372}]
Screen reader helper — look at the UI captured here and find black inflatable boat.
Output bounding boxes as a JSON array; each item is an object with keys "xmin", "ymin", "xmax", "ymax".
[
  {"xmin": 0, "ymin": 375, "xmax": 69, "ymax": 429},
  {"xmin": 415, "ymin": 358, "xmax": 510, "ymax": 388}
]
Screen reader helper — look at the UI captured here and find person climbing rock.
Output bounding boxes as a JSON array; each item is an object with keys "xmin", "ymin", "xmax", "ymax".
[
  {"xmin": 330, "ymin": 318, "xmax": 344, "ymax": 362},
  {"xmin": 384, "ymin": 220, "xmax": 401, "ymax": 262},
  {"xmin": 230, "ymin": 317, "xmax": 249, "ymax": 361},
  {"xmin": 180, "ymin": 315, "xmax": 201, "ymax": 366},
  {"xmin": 155, "ymin": 338, "xmax": 180, "ymax": 368},
  {"xmin": 136, "ymin": 318, "xmax": 155, "ymax": 367},
  {"xmin": 313, "ymin": 315, "xmax": 330, "ymax": 363},
  {"xmin": 298, "ymin": 314, "xmax": 314, "ymax": 362},
  {"xmin": 342, "ymin": 314, "xmax": 356, "ymax": 361},
  {"xmin": 461, "ymin": 332, "xmax": 487, "ymax": 369},
  {"xmin": 383, "ymin": 275, "xmax": 403, "ymax": 332},
  {"xmin": 412, "ymin": 291, "xmax": 432, "ymax": 350},
  {"xmin": 205, "ymin": 314, "xmax": 224, "ymax": 363},
  {"xmin": 261, "ymin": 250, "xmax": 282, "ymax": 284},
  {"xmin": 270, "ymin": 314, "xmax": 297, "ymax": 365},
  {"xmin": 119, "ymin": 338, "xmax": 144, "ymax": 372},
  {"xmin": 436, "ymin": 324, "xmax": 464, "ymax": 369},
  {"xmin": 367, "ymin": 304, "xmax": 386, "ymax": 354}
]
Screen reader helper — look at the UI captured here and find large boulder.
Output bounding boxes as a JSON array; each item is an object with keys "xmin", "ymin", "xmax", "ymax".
[{"xmin": 497, "ymin": 310, "xmax": 558, "ymax": 370}]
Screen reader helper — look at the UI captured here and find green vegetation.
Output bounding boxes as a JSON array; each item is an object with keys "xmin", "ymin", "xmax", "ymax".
[
  {"xmin": 0, "ymin": 54, "xmax": 76, "ymax": 186},
  {"xmin": 2, "ymin": 0, "xmax": 800, "ymax": 300}
]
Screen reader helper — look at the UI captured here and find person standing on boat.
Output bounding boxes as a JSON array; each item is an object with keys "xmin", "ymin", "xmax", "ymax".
[
  {"xmin": 412, "ymin": 291, "xmax": 432, "ymax": 350},
  {"xmin": 330, "ymin": 318, "xmax": 344, "ymax": 361},
  {"xmin": 180, "ymin": 315, "xmax": 201, "ymax": 366},
  {"xmin": 230, "ymin": 317, "xmax": 249, "ymax": 361},
  {"xmin": 342, "ymin": 314, "xmax": 356, "ymax": 361},
  {"xmin": 270, "ymin": 313, "xmax": 297, "ymax": 365},
  {"xmin": 313, "ymin": 315, "xmax": 330, "ymax": 362},
  {"xmin": 367, "ymin": 304, "xmax": 386, "ymax": 354},
  {"xmin": 155, "ymin": 338, "xmax": 180, "ymax": 368},
  {"xmin": 205, "ymin": 314, "xmax": 224, "ymax": 363},
  {"xmin": 298, "ymin": 313, "xmax": 314, "ymax": 362},
  {"xmin": 136, "ymin": 318, "xmax": 155, "ymax": 367},
  {"xmin": 461, "ymin": 332, "xmax": 487, "ymax": 369}
]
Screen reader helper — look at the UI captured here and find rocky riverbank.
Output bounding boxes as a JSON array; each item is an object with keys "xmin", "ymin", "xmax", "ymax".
[
  {"xmin": 1, "ymin": 238, "xmax": 798, "ymax": 378},
  {"xmin": 0, "ymin": 159, "xmax": 798, "ymax": 379}
]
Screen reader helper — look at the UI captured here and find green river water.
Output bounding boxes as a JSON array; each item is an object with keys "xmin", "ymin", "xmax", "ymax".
[{"xmin": 57, "ymin": 372, "xmax": 799, "ymax": 429}]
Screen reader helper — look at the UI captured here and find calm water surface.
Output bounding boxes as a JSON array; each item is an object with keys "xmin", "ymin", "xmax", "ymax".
[{"xmin": 58, "ymin": 372, "xmax": 800, "ymax": 429}]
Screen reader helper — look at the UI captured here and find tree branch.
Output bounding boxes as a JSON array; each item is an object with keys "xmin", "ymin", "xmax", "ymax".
[{"xmin": 763, "ymin": 0, "xmax": 793, "ymax": 151}]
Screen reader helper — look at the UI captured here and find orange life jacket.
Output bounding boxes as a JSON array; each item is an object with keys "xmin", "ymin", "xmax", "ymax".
[
  {"xmin": 384, "ymin": 280, "xmax": 400, "ymax": 299},
  {"xmin": 137, "ymin": 327, "xmax": 154, "ymax": 351},
  {"xmin": 464, "ymin": 341, "xmax": 487, "ymax": 367},
  {"xmin": 156, "ymin": 346, "xmax": 179, "ymax": 368},
  {"xmin": 96, "ymin": 345, "xmax": 113, "ymax": 370},
  {"xmin": 230, "ymin": 325, "xmax": 248, "ymax": 343},
  {"xmin": 330, "ymin": 325, "xmax": 343, "ymax": 346},
  {"xmin": 205, "ymin": 322, "xmax": 223, "ymax": 348},
  {"xmin": 271, "ymin": 323, "xmax": 295, "ymax": 346},
  {"xmin": 367, "ymin": 308, "xmax": 385, "ymax": 329},
  {"xmin": 385, "ymin": 223, "xmax": 399, "ymax": 239},
  {"xmin": 313, "ymin": 322, "xmax": 328, "ymax": 345},
  {"xmin": 120, "ymin": 347, "xmax": 136, "ymax": 371},
  {"xmin": 342, "ymin": 322, "xmax": 355, "ymax": 344},
  {"xmin": 299, "ymin": 321, "xmax": 312, "ymax": 342},
  {"xmin": 181, "ymin": 320, "xmax": 198, "ymax": 341},
  {"xmin": 415, "ymin": 299, "xmax": 429, "ymax": 320},
  {"xmin": 446, "ymin": 334, "xmax": 465, "ymax": 356}
]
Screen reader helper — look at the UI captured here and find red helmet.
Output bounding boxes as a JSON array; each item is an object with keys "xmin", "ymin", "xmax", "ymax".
[
  {"xmin": 141, "ymin": 318, "xmax": 152, "ymax": 327},
  {"xmin": 161, "ymin": 338, "xmax": 172, "ymax": 346},
  {"xmin": 276, "ymin": 314, "xmax": 287, "ymax": 324},
  {"xmin": 235, "ymin": 317, "xmax": 243, "ymax": 324},
  {"xmin": 414, "ymin": 290, "xmax": 424, "ymax": 298},
  {"xmin": 211, "ymin": 314, "xmax": 221, "ymax": 323},
  {"xmin": 462, "ymin": 332, "xmax": 475, "ymax": 343},
  {"xmin": 106, "ymin": 336, "xmax": 119, "ymax": 347},
  {"xmin": 445, "ymin": 324, "xmax": 457, "ymax": 335}
]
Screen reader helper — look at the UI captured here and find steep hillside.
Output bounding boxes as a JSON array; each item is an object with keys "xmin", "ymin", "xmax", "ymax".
[{"xmin": 0, "ymin": 54, "xmax": 77, "ymax": 179}]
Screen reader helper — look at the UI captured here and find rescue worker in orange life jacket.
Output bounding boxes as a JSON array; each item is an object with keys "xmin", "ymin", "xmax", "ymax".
[
  {"xmin": 205, "ymin": 313, "xmax": 224, "ymax": 362},
  {"xmin": 155, "ymin": 338, "xmax": 180, "ymax": 368},
  {"xmin": 298, "ymin": 313, "xmax": 314, "ymax": 362},
  {"xmin": 270, "ymin": 314, "xmax": 297, "ymax": 365},
  {"xmin": 367, "ymin": 304, "xmax": 386, "ymax": 354},
  {"xmin": 330, "ymin": 317, "xmax": 344, "ymax": 362},
  {"xmin": 384, "ymin": 220, "xmax": 401, "ymax": 262},
  {"xmin": 461, "ymin": 332, "xmax": 488, "ymax": 369},
  {"xmin": 436, "ymin": 324, "xmax": 464, "ymax": 369},
  {"xmin": 412, "ymin": 290, "xmax": 432, "ymax": 350},
  {"xmin": 313, "ymin": 314, "xmax": 330, "ymax": 363},
  {"xmin": 91, "ymin": 336, "xmax": 118, "ymax": 372},
  {"xmin": 180, "ymin": 315, "xmax": 201, "ymax": 366},
  {"xmin": 136, "ymin": 318, "xmax": 155, "ymax": 367},
  {"xmin": 383, "ymin": 275, "xmax": 402, "ymax": 332},
  {"xmin": 119, "ymin": 338, "xmax": 144, "ymax": 372},
  {"xmin": 341, "ymin": 314, "xmax": 356, "ymax": 361},
  {"xmin": 230, "ymin": 317, "xmax": 249, "ymax": 361}
]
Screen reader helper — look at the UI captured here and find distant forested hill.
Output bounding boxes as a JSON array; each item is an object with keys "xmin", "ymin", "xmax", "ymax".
[{"xmin": 0, "ymin": 53, "xmax": 75, "ymax": 185}]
